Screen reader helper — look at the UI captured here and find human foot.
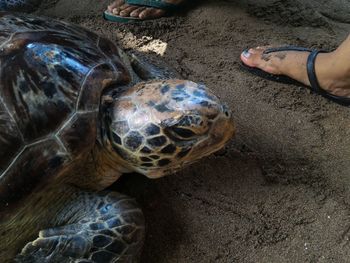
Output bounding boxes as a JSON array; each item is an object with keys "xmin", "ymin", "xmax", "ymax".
[
  {"xmin": 106, "ymin": 0, "xmax": 184, "ymax": 20},
  {"xmin": 240, "ymin": 36, "xmax": 350, "ymax": 102}
]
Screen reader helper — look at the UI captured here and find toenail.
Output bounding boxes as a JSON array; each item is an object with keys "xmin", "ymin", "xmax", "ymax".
[{"xmin": 242, "ymin": 50, "xmax": 251, "ymax": 58}]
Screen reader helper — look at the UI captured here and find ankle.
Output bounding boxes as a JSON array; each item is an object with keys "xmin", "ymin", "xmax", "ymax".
[
  {"xmin": 332, "ymin": 43, "xmax": 350, "ymax": 72},
  {"xmin": 317, "ymin": 50, "xmax": 350, "ymax": 77},
  {"xmin": 315, "ymin": 51, "xmax": 350, "ymax": 94}
]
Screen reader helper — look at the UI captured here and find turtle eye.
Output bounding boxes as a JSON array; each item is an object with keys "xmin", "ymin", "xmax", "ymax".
[
  {"xmin": 165, "ymin": 126, "xmax": 197, "ymax": 142},
  {"xmin": 171, "ymin": 127, "xmax": 196, "ymax": 138},
  {"xmin": 162, "ymin": 115, "xmax": 203, "ymax": 142}
]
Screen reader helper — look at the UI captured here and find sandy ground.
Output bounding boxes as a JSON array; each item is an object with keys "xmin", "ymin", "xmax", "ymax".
[{"xmin": 34, "ymin": 0, "xmax": 350, "ymax": 262}]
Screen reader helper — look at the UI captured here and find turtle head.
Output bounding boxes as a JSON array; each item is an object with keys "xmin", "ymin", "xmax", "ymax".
[{"xmin": 102, "ymin": 80, "xmax": 235, "ymax": 178}]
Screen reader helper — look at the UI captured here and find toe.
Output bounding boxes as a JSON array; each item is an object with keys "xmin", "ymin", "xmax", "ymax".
[
  {"xmin": 119, "ymin": 5, "xmax": 139, "ymax": 17},
  {"xmin": 130, "ymin": 7, "xmax": 146, "ymax": 18},
  {"xmin": 139, "ymin": 7, "xmax": 166, "ymax": 20},
  {"xmin": 112, "ymin": 4, "xmax": 129, "ymax": 15},
  {"xmin": 241, "ymin": 48, "xmax": 267, "ymax": 68},
  {"xmin": 108, "ymin": 0, "xmax": 124, "ymax": 12},
  {"xmin": 112, "ymin": 7, "xmax": 120, "ymax": 15}
]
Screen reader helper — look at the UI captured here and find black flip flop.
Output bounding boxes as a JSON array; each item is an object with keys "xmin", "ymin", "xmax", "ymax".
[{"xmin": 241, "ymin": 46, "xmax": 350, "ymax": 106}]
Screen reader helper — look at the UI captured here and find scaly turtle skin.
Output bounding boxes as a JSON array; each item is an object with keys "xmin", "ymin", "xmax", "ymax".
[{"xmin": 0, "ymin": 12, "xmax": 235, "ymax": 263}]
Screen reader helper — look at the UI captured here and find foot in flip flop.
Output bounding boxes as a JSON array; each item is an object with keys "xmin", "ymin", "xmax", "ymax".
[
  {"xmin": 104, "ymin": 0, "xmax": 185, "ymax": 22},
  {"xmin": 240, "ymin": 35, "xmax": 350, "ymax": 105}
]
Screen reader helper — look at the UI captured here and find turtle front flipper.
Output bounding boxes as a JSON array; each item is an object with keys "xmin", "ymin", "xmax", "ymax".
[{"xmin": 16, "ymin": 191, "xmax": 145, "ymax": 263}]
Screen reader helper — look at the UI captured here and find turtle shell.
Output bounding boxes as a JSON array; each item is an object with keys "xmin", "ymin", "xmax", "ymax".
[{"xmin": 0, "ymin": 12, "xmax": 130, "ymax": 214}]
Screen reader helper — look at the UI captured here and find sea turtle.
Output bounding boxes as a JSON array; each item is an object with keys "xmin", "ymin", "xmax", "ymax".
[{"xmin": 0, "ymin": 12, "xmax": 235, "ymax": 263}]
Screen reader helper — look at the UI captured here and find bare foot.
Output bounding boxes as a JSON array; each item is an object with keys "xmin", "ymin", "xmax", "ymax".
[
  {"xmin": 107, "ymin": 0, "xmax": 184, "ymax": 20},
  {"xmin": 240, "ymin": 35, "xmax": 350, "ymax": 98}
]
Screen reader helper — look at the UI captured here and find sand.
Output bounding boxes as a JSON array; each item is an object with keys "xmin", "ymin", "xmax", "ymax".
[{"xmin": 34, "ymin": 0, "xmax": 350, "ymax": 262}]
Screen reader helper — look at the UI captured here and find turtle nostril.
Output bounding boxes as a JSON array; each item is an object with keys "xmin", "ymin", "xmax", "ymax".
[{"xmin": 222, "ymin": 105, "xmax": 231, "ymax": 118}]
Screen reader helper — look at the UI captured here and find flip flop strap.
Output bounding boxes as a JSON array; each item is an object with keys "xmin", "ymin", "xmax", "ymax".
[
  {"xmin": 306, "ymin": 50, "xmax": 324, "ymax": 94},
  {"xmin": 264, "ymin": 45, "xmax": 312, "ymax": 54}
]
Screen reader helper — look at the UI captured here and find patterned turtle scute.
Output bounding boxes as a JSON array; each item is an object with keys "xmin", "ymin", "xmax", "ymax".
[
  {"xmin": 123, "ymin": 131, "xmax": 144, "ymax": 151},
  {"xmin": 144, "ymin": 123, "xmax": 160, "ymax": 136},
  {"xmin": 0, "ymin": 12, "xmax": 129, "ymax": 211}
]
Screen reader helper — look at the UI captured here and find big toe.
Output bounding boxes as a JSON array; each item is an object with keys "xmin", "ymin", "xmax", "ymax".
[{"xmin": 241, "ymin": 47, "xmax": 269, "ymax": 68}]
